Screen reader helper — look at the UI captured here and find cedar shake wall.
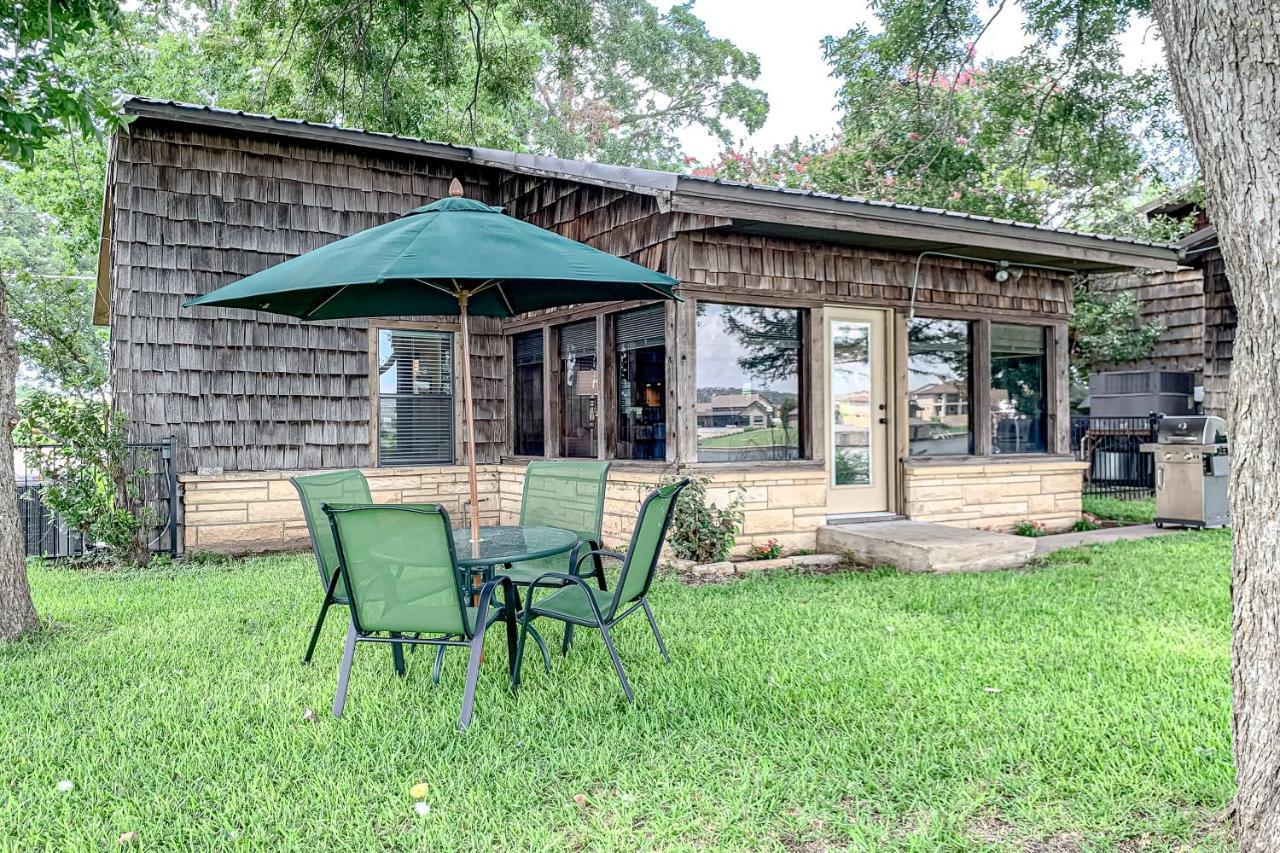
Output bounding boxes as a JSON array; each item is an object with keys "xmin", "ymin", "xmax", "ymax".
[
  {"xmin": 1203, "ymin": 249, "xmax": 1235, "ymax": 420},
  {"xmin": 1091, "ymin": 268, "xmax": 1206, "ymax": 374},
  {"xmin": 679, "ymin": 231, "xmax": 1073, "ymax": 316},
  {"xmin": 104, "ymin": 123, "xmax": 683, "ymax": 474}
]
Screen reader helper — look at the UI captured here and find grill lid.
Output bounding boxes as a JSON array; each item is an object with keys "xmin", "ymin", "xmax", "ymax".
[{"xmin": 1157, "ymin": 415, "xmax": 1228, "ymax": 445}]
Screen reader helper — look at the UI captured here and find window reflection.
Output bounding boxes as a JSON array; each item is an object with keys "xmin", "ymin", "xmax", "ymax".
[
  {"xmin": 990, "ymin": 323, "xmax": 1047, "ymax": 454},
  {"xmin": 559, "ymin": 320, "xmax": 597, "ymax": 458},
  {"xmin": 831, "ymin": 320, "xmax": 872, "ymax": 485},
  {"xmin": 907, "ymin": 318, "xmax": 972, "ymax": 456},
  {"xmin": 695, "ymin": 304, "xmax": 802, "ymax": 462}
]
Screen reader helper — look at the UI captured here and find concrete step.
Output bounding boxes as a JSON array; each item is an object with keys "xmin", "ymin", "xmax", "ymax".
[{"xmin": 817, "ymin": 520, "xmax": 1036, "ymax": 572}]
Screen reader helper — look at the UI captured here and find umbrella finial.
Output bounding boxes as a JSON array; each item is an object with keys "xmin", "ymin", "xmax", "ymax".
[{"xmin": 448, "ymin": 178, "xmax": 464, "ymax": 198}]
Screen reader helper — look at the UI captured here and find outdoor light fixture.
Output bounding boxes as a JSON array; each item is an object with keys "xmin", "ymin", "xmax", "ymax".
[{"xmin": 993, "ymin": 261, "xmax": 1011, "ymax": 283}]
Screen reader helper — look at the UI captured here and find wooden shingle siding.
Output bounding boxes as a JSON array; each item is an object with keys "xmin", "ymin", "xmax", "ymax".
[
  {"xmin": 1091, "ymin": 268, "xmax": 1206, "ymax": 373},
  {"xmin": 679, "ymin": 231, "xmax": 1073, "ymax": 317},
  {"xmin": 1202, "ymin": 250, "xmax": 1235, "ymax": 420},
  {"xmin": 107, "ymin": 123, "xmax": 508, "ymax": 473}
]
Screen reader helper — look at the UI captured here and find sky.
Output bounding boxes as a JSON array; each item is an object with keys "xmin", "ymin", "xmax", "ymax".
[{"xmin": 673, "ymin": 0, "xmax": 1168, "ymax": 163}]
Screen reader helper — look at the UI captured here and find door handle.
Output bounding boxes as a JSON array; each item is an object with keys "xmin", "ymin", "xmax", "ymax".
[{"xmin": 878, "ymin": 417, "xmax": 888, "ymax": 425}]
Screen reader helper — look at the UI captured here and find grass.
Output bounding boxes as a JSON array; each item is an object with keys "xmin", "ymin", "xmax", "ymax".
[
  {"xmin": 699, "ymin": 426, "xmax": 795, "ymax": 448},
  {"xmin": 1083, "ymin": 495, "xmax": 1158, "ymax": 524},
  {"xmin": 2, "ymin": 532, "xmax": 1233, "ymax": 850}
]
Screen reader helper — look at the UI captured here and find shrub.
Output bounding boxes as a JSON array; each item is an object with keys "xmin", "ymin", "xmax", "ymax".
[
  {"xmin": 661, "ymin": 474, "xmax": 744, "ymax": 564},
  {"xmin": 746, "ymin": 538, "xmax": 783, "ymax": 560},
  {"xmin": 1013, "ymin": 519, "xmax": 1047, "ymax": 537}
]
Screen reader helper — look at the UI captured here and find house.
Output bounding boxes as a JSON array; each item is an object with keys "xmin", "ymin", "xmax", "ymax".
[
  {"xmin": 1088, "ymin": 195, "xmax": 1233, "ymax": 419},
  {"xmin": 95, "ymin": 97, "xmax": 1180, "ymax": 553},
  {"xmin": 695, "ymin": 394, "xmax": 776, "ymax": 428}
]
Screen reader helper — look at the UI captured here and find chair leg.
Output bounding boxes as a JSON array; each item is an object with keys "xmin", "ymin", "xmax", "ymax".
[
  {"xmin": 592, "ymin": 546, "xmax": 608, "ymax": 592},
  {"xmin": 599, "ymin": 623, "xmax": 634, "ymax": 703},
  {"xmin": 432, "ymin": 645, "xmax": 447, "ymax": 685},
  {"xmin": 390, "ymin": 635, "xmax": 406, "ymax": 677},
  {"xmin": 332, "ymin": 620, "xmax": 358, "ymax": 718},
  {"xmin": 513, "ymin": 613, "xmax": 534, "ymax": 692},
  {"xmin": 504, "ymin": 607, "xmax": 519, "ymax": 686},
  {"xmin": 526, "ymin": 623, "xmax": 552, "ymax": 672},
  {"xmin": 562, "ymin": 623, "xmax": 576, "ymax": 656},
  {"xmin": 458, "ymin": 631, "xmax": 487, "ymax": 730},
  {"xmin": 640, "ymin": 597, "xmax": 671, "ymax": 664},
  {"xmin": 302, "ymin": 598, "xmax": 332, "ymax": 664}
]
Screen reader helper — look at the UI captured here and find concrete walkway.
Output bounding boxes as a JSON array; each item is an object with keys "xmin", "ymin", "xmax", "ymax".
[{"xmin": 1033, "ymin": 523, "xmax": 1186, "ymax": 556}]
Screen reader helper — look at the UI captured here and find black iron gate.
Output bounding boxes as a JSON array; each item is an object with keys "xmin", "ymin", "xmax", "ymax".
[
  {"xmin": 1070, "ymin": 414, "xmax": 1160, "ymax": 500},
  {"xmin": 15, "ymin": 437, "xmax": 178, "ymax": 559}
]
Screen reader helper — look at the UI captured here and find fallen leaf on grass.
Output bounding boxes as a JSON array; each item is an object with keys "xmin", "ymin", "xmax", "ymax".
[
  {"xmin": 118, "ymin": 832, "xmax": 137, "ymax": 844},
  {"xmin": 302, "ymin": 707, "xmax": 317, "ymax": 723},
  {"xmin": 410, "ymin": 782, "xmax": 430, "ymax": 799},
  {"xmin": 572, "ymin": 793, "xmax": 588, "ymax": 808}
]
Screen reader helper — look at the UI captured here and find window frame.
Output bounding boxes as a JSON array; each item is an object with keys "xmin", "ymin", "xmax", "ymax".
[
  {"xmin": 988, "ymin": 321, "xmax": 1051, "ymax": 456},
  {"xmin": 369, "ymin": 320, "xmax": 460, "ymax": 468}
]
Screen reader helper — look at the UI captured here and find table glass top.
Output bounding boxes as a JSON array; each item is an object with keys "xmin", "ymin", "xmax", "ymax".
[{"xmin": 451, "ymin": 525, "xmax": 578, "ymax": 567}]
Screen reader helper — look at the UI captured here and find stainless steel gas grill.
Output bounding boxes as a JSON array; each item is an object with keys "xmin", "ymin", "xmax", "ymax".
[{"xmin": 1140, "ymin": 415, "xmax": 1230, "ymax": 529}]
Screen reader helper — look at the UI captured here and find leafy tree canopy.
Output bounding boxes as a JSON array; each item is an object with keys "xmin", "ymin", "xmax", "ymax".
[{"xmin": 691, "ymin": 0, "xmax": 1196, "ymax": 239}]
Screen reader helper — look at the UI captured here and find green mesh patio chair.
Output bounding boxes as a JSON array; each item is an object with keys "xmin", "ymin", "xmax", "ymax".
[
  {"xmin": 504, "ymin": 460, "xmax": 612, "ymax": 590},
  {"xmin": 290, "ymin": 470, "xmax": 372, "ymax": 663},
  {"xmin": 324, "ymin": 502, "xmax": 517, "ymax": 730},
  {"xmin": 513, "ymin": 479, "xmax": 688, "ymax": 703}
]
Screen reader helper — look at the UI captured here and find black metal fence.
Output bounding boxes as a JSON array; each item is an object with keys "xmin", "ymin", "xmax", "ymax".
[
  {"xmin": 1070, "ymin": 414, "xmax": 1160, "ymax": 501},
  {"xmin": 15, "ymin": 437, "xmax": 178, "ymax": 559}
]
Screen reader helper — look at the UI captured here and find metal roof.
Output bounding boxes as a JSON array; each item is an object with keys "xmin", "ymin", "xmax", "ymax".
[{"xmin": 118, "ymin": 96, "xmax": 1182, "ymax": 272}]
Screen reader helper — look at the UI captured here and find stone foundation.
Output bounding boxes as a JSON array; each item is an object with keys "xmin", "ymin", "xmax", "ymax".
[
  {"xmin": 902, "ymin": 458, "xmax": 1087, "ymax": 532},
  {"xmin": 181, "ymin": 458, "xmax": 1085, "ymax": 553}
]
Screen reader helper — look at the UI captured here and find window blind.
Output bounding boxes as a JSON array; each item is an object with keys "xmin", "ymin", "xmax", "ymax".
[
  {"xmin": 615, "ymin": 305, "xmax": 665, "ymax": 352},
  {"xmin": 559, "ymin": 320, "xmax": 597, "ymax": 358},
  {"xmin": 514, "ymin": 330, "xmax": 544, "ymax": 366},
  {"xmin": 376, "ymin": 329, "xmax": 454, "ymax": 466}
]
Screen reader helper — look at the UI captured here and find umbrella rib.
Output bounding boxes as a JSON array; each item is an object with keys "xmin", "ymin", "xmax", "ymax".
[
  {"xmin": 302, "ymin": 285, "xmax": 350, "ymax": 320},
  {"xmin": 493, "ymin": 281, "xmax": 515, "ymax": 315}
]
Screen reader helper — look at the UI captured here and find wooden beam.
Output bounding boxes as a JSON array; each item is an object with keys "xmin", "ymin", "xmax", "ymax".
[
  {"xmin": 664, "ymin": 300, "xmax": 679, "ymax": 463},
  {"xmin": 544, "ymin": 324, "xmax": 562, "ymax": 458},
  {"xmin": 598, "ymin": 314, "xmax": 616, "ymax": 460},
  {"xmin": 674, "ymin": 296, "xmax": 698, "ymax": 464},
  {"xmin": 1049, "ymin": 322, "xmax": 1070, "ymax": 454},
  {"xmin": 806, "ymin": 306, "xmax": 826, "ymax": 466},
  {"xmin": 972, "ymin": 319, "xmax": 992, "ymax": 456}
]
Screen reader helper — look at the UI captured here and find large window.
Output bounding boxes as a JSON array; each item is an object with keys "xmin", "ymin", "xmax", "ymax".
[
  {"xmin": 375, "ymin": 328, "xmax": 454, "ymax": 466},
  {"xmin": 907, "ymin": 318, "xmax": 972, "ymax": 456},
  {"xmin": 513, "ymin": 330, "xmax": 544, "ymax": 456},
  {"xmin": 695, "ymin": 303, "xmax": 802, "ymax": 462},
  {"xmin": 559, "ymin": 320, "xmax": 598, "ymax": 458},
  {"xmin": 615, "ymin": 305, "xmax": 666, "ymax": 460},
  {"xmin": 990, "ymin": 323, "xmax": 1047, "ymax": 454}
]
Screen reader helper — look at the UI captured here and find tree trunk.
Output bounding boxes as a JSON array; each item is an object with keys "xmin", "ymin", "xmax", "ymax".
[
  {"xmin": 0, "ymin": 283, "xmax": 39, "ymax": 639},
  {"xmin": 1152, "ymin": 3, "xmax": 1280, "ymax": 848}
]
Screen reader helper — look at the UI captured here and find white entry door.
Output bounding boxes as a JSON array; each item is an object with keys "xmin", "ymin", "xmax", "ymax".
[{"xmin": 825, "ymin": 308, "xmax": 891, "ymax": 516}]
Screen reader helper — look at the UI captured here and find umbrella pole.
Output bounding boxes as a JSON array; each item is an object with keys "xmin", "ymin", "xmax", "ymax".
[{"xmin": 457, "ymin": 293, "xmax": 483, "ymax": 553}]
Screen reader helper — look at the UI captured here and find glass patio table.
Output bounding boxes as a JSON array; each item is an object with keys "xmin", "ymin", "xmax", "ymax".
[
  {"xmin": 451, "ymin": 525, "xmax": 579, "ymax": 671},
  {"xmin": 451, "ymin": 525, "xmax": 580, "ymax": 572}
]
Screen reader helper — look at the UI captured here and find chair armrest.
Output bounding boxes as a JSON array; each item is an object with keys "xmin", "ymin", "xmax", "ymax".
[
  {"xmin": 572, "ymin": 548, "xmax": 626, "ymax": 576},
  {"xmin": 519, "ymin": 572, "xmax": 607, "ymax": 623}
]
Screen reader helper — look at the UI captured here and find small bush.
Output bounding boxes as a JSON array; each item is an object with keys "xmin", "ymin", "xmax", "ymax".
[
  {"xmin": 661, "ymin": 474, "xmax": 744, "ymax": 564},
  {"xmin": 1013, "ymin": 519, "xmax": 1047, "ymax": 537},
  {"xmin": 1072, "ymin": 517, "xmax": 1101, "ymax": 532},
  {"xmin": 746, "ymin": 538, "xmax": 782, "ymax": 560}
]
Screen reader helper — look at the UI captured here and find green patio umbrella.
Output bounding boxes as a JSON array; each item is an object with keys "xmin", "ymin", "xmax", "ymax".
[{"xmin": 183, "ymin": 180, "xmax": 680, "ymax": 547}]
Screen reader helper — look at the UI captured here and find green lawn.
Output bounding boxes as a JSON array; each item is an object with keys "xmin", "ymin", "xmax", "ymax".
[
  {"xmin": 699, "ymin": 426, "xmax": 795, "ymax": 448},
  {"xmin": 2, "ymin": 533, "xmax": 1233, "ymax": 849},
  {"xmin": 1083, "ymin": 494, "xmax": 1158, "ymax": 524}
]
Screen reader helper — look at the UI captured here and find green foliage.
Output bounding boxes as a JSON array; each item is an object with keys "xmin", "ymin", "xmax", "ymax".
[
  {"xmin": 1072, "ymin": 517, "xmax": 1102, "ymax": 533},
  {"xmin": 661, "ymin": 473, "xmax": 744, "ymax": 563},
  {"xmin": 13, "ymin": 393, "xmax": 152, "ymax": 565},
  {"xmin": 1013, "ymin": 519, "xmax": 1048, "ymax": 537},
  {"xmin": 690, "ymin": 1, "xmax": 1195, "ymax": 237},
  {"xmin": 0, "ymin": 0, "xmax": 127, "ymax": 164},
  {"xmin": 1070, "ymin": 284, "xmax": 1165, "ymax": 384},
  {"xmin": 746, "ymin": 538, "xmax": 782, "ymax": 561},
  {"xmin": 3, "ymin": 532, "xmax": 1233, "ymax": 846}
]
